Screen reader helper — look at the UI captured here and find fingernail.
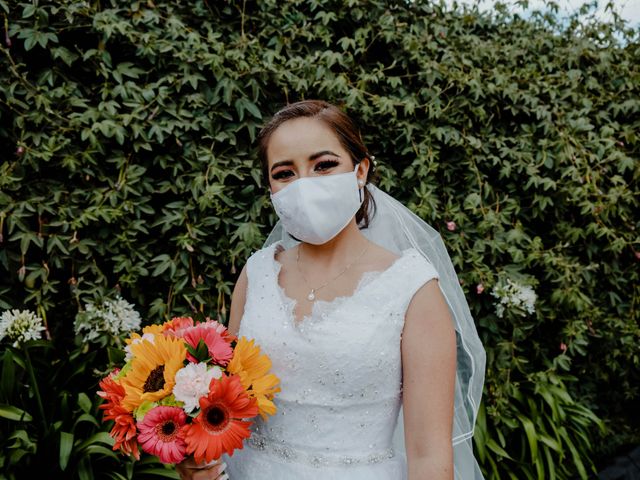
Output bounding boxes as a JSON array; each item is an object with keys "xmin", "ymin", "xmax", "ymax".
[{"xmin": 220, "ymin": 474, "xmax": 229, "ymax": 480}]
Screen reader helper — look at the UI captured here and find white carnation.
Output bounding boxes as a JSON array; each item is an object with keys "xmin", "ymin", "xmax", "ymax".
[
  {"xmin": 173, "ymin": 363, "xmax": 223, "ymax": 413},
  {"xmin": 0, "ymin": 309, "xmax": 46, "ymax": 347},
  {"xmin": 74, "ymin": 296, "xmax": 141, "ymax": 342},
  {"xmin": 491, "ymin": 278, "xmax": 537, "ymax": 318}
]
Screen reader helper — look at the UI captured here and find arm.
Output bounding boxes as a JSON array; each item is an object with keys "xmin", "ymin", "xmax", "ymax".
[
  {"xmin": 401, "ymin": 279, "xmax": 457, "ymax": 480},
  {"xmin": 227, "ymin": 264, "xmax": 248, "ymax": 336}
]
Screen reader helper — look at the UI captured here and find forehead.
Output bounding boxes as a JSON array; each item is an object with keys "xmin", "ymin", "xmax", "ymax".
[{"xmin": 266, "ymin": 117, "xmax": 346, "ymax": 164}]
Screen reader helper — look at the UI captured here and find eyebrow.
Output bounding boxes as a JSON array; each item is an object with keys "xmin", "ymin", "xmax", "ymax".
[{"xmin": 270, "ymin": 150, "xmax": 341, "ymax": 173}]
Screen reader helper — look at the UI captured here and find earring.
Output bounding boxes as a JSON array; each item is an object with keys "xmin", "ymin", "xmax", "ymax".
[{"xmin": 358, "ymin": 179, "xmax": 365, "ymax": 186}]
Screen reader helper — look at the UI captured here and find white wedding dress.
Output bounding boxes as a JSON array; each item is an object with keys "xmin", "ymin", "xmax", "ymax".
[{"xmin": 222, "ymin": 239, "xmax": 439, "ymax": 479}]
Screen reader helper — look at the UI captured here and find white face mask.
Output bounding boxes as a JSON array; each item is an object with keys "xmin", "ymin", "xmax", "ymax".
[{"xmin": 270, "ymin": 164, "xmax": 364, "ymax": 245}]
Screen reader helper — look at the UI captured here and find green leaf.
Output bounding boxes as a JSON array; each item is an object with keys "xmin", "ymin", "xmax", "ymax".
[
  {"xmin": 486, "ymin": 438, "xmax": 513, "ymax": 459},
  {"xmin": 107, "ymin": 347, "xmax": 126, "ymax": 365},
  {"xmin": 518, "ymin": 414, "xmax": 538, "ymax": 461},
  {"xmin": 22, "ymin": 3, "xmax": 36, "ymax": 18},
  {"xmin": 1, "ymin": 351, "xmax": 16, "ymax": 397},
  {"xmin": 76, "ymin": 432, "xmax": 114, "ymax": 452},
  {"xmin": 59, "ymin": 431, "xmax": 74, "ymax": 471},
  {"xmin": 77, "ymin": 393, "xmax": 92, "ymax": 414},
  {"xmin": 73, "ymin": 413, "xmax": 101, "ymax": 429},
  {"xmin": 134, "ymin": 468, "xmax": 180, "ymax": 478},
  {"xmin": 185, "ymin": 339, "xmax": 210, "ymax": 363},
  {"xmin": 0, "ymin": 404, "xmax": 33, "ymax": 422}
]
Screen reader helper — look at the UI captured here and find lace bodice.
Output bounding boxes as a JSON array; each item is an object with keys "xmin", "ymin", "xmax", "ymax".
[{"xmin": 223, "ymin": 240, "xmax": 439, "ymax": 479}]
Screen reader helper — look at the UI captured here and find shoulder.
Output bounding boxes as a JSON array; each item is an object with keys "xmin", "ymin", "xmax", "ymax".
[
  {"xmin": 386, "ymin": 248, "xmax": 442, "ymax": 316},
  {"xmin": 246, "ymin": 241, "xmax": 282, "ymax": 268},
  {"xmin": 402, "ymin": 248, "xmax": 440, "ymax": 279},
  {"xmin": 403, "ymin": 253, "xmax": 447, "ymax": 327},
  {"xmin": 229, "ymin": 241, "xmax": 282, "ymax": 335}
]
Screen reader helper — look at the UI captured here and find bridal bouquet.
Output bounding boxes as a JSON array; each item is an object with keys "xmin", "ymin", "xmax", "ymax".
[{"xmin": 97, "ymin": 316, "xmax": 280, "ymax": 464}]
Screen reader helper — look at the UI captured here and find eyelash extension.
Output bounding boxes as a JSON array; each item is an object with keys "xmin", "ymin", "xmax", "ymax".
[
  {"xmin": 315, "ymin": 159, "xmax": 339, "ymax": 170},
  {"xmin": 272, "ymin": 170, "xmax": 293, "ymax": 180},
  {"xmin": 271, "ymin": 159, "xmax": 340, "ymax": 180}
]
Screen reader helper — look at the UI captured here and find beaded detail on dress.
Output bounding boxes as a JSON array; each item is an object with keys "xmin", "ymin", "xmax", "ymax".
[{"xmin": 222, "ymin": 240, "xmax": 439, "ymax": 479}]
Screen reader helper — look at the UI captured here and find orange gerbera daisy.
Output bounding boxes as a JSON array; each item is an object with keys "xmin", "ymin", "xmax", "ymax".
[
  {"xmin": 98, "ymin": 371, "xmax": 125, "ymax": 417},
  {"xmin": 226, "ymin": 337, "xmax": 280, "ymax": 419},
  {"xmin": 120, "ymin": 334, "xmax": 187, "ymax": 411},
  {"xmin": 97, "ymin": 373, "xmax": 140, "ymax": 459},
  {"xmin": 184, "ymin": 374, "xmax": 258, "ymax": 463},
  {"xmin": 108, "ymin": 404, "xmax": 140, "ymax": 459},
  {"xmin": 162, "ymin": 316, "xmax": 194, "ymax": 338}
]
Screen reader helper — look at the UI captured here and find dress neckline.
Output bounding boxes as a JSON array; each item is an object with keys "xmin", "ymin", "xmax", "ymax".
[{"xmin": 269, "ymin": 240, "xmax": 416, "ymax": 327}]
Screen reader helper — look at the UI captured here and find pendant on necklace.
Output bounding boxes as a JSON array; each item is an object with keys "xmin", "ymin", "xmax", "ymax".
[{"xmin": 307, "ymin": 290, "xmax": 316, "ymax": 301}]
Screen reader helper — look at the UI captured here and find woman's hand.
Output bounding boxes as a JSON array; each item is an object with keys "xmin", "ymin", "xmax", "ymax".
[{"xmin": 175, "ymin": 456, "xmax": 228, "ymax": 480}]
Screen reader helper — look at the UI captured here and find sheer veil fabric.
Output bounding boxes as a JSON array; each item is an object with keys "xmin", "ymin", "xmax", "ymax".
[{"xmin": 264, "ymin": 183, "xmax": 486, "ymax": 479}]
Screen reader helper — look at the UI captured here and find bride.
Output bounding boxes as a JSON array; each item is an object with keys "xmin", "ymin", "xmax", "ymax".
[{"xmin": 176, "ymin": 100, "xmax": 485, "ymax": 480}]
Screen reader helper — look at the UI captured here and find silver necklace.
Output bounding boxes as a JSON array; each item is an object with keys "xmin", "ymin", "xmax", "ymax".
[{"xmin": 296, "ymin": 242, "xmax": 370, "ymax": 302}]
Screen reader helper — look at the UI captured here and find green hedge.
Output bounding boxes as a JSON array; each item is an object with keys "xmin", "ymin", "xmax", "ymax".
[{"xmin": 1, "ymin": 0, "xmax": 638, "ymax": 478}]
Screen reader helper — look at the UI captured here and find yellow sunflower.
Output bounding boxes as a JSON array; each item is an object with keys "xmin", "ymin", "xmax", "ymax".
[
  {"xmin": 226, "ymin": 337, "xmax": 280, "ymax": 419},
  {"xmin": 124, "ymin": 324, "xmax": 165, "ymax": 350},
  {"xmin": 121, "ymin": 334, "xmax": 187, "ymax": 411}
]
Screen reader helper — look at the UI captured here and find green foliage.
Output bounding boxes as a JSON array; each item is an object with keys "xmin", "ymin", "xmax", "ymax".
[
  {"xmin": 186, "ymin": 338, "xmax": 211, "ymax": 363},
  {"xmin": 0, "ymin": 0, "xmax": 638, "ymax": 478},
  {"xmin": 475, "ymin": 371, "xmax": 606, "ymax": 479},
  {"xmin": 0, "ymin": 339, "xmax": 178, "ymax": 479}
]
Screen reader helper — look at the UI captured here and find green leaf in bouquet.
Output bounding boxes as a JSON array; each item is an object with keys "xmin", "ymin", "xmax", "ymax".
[
  {"xmin": 115, "ymin": 362, "xmax": 133, "ymax": 380},
  {"xmin": 186, "ymin": 339, "xmax": 210, "ymax": 363},
  {"xmin": 158, "ymin": 394, "xmax": 181, "ymax": 408},
  {"xmin": 134, "ymin": 400, "xmax": 158, "ymax": 422}
]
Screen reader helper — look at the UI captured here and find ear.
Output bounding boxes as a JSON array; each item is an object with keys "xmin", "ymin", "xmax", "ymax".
[{"xmin": 356, "ymin": 157, "xmax": 370, "ymax": 184}]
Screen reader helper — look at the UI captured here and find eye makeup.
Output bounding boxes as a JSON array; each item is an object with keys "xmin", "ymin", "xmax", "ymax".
[
  {"xmin": 271, "ymin": 157, "xmax": 341, "ymax": 181},
  {"xmin": 314, "ymin": 159, "xmax": 340, "ymax": 171}
]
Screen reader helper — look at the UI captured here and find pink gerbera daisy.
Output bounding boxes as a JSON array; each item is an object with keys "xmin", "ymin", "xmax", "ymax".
[
  {"xmin": 204, "ymin": 317, "xmax": 237, "ymax": 344},
  {"xmin": 137, "ymin": 406, "xmax": 187, "ymax": 464},
  {"xmin": 183, "ymin": 322, "xmax": 234, "ymax": 366}
]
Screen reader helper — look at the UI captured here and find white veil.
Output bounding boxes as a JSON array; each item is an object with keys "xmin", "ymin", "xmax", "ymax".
[{"xmin": 263, "ymin": 183, "xmax": 486, "ymax": 479}]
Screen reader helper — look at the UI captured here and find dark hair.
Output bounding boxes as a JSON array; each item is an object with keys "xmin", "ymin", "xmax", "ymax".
[{"xmin": 257, "ymin": 100, "xmax": 377, "ymax": 228}]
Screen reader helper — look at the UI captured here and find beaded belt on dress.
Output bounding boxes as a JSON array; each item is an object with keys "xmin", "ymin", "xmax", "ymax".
[{"xmin": 246, "ymin": 433, "xmax": 395, "ymax": 468}]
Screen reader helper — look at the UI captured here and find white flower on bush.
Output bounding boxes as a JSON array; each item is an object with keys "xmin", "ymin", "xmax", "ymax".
[
  {"xmin": 491, "ymin": 277, "xmax": 537, "ymax": 318},
  {"xmin": 173, "ymin": 362, "xmax": 223, "ymax": 413},
  {"xmin": 0, "ymin": 309, "xmax": 46, "ymax": 346},
  {"xmin": 74, "ymin": 296, "xmax": 141, "ymax": 342}
]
